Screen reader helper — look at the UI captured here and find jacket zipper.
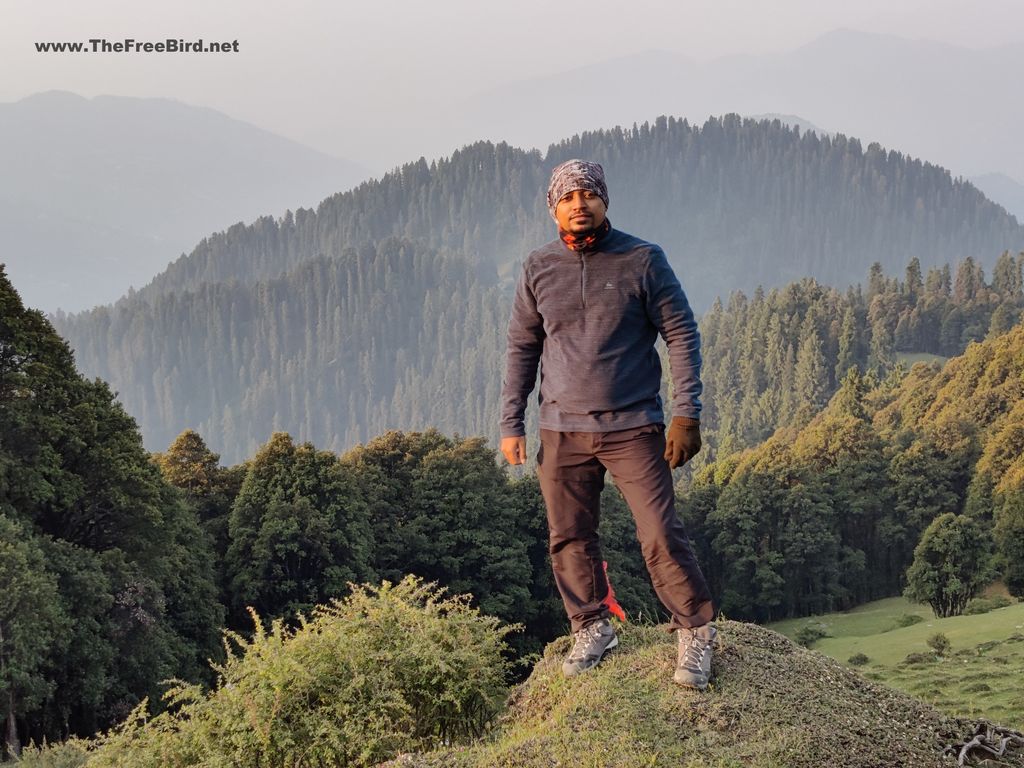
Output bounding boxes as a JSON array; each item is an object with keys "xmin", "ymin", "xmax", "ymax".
[{"xmin": 579, "ymin": 253, "xmax": 586, "ymax": 308}]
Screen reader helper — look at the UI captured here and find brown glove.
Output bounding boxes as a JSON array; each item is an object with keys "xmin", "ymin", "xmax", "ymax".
[{"xmin": 664, "ymin": 416, "xmax": 701, "ymax": 469}]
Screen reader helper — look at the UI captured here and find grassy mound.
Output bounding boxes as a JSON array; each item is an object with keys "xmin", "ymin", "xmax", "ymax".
[{"xmin": 391, "ymin": 621, "xmax": 1024, "ymax": 768}]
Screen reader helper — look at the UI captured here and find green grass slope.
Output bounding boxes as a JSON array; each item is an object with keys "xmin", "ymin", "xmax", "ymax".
[
  {"xmin": 771, "ymin": 596, "xmax": 933, "ymax": 639},
  {"xmin": 773, "ymin": 599, "xmax": 1024, "ymax": 728},
  {"xmin": 389, "ymin": 621, "xmax": 1020, "ymax": 768}
]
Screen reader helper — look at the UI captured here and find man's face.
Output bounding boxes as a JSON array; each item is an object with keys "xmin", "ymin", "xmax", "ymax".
[{"xmin": 554, "ymin": 188, "xmax": 607, "ymax": 234}]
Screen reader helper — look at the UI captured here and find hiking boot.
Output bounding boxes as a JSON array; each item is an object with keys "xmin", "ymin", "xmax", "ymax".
[
  {"xmin": 562, "ymin": 618, "xmax": 618, "ymax": 677},
  {"xmin": 673, "ymin": 623, "xmax": 717, "ymax": 690}
]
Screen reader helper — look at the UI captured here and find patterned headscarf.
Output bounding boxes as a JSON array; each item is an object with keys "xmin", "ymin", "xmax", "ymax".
[{"xmin": 546, "ymin": 159, "xmax": 609, "ymax": 221}]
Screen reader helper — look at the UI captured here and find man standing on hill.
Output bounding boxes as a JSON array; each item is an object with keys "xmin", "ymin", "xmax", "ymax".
[{"xmin": 499, "ymin": 159, "xmax": 717, "ymax": 690}]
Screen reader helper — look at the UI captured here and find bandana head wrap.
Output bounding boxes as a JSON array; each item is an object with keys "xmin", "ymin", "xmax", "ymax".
[{"xmin": 546, "ymin": 159, "xmax": 609, "ymax": 222}]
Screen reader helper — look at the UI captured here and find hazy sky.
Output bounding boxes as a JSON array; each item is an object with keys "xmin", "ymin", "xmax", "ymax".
[{"xmin": 4, "ymin": 0, "xmax": 1023, "ymax": 171}]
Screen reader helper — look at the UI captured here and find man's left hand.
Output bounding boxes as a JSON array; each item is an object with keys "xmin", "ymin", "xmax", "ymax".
[{"xmin": 664, "ymin": 417, "xmax": 701, "ymax": 468}]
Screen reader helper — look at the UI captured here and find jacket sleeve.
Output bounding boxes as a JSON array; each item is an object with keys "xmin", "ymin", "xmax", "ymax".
[
  {"xmin": 499, "ymin": 260, "xmax": 545, "ymax": 438},
  {"xmin": 642, "ymin": 247, "xmax": 703, "ymax": 421}
]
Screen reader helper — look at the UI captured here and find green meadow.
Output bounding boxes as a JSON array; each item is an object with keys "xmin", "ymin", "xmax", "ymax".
[{"xmin": 770, "ymin": 595, "xmax": 1024, "ymax": 728}]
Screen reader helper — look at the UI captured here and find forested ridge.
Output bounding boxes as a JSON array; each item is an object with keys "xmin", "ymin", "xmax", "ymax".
[
  {"xmin": 57, "ymin": 240, "xmax": 510, "ymax": 462},
  {"xmin": 53, "ymin": 240, "xmax": 1024, "ymax": 465},
  {"xmin": 699, "ymin": 250, "xmax": 1024, "ymax": 459},
  {"xmin": 685, "ymin": 320, "xmax": 1024, "ymax": 621},
  {"xmin": 120, "ymin": 114, "xmax": 1022, "ymax": 313}
]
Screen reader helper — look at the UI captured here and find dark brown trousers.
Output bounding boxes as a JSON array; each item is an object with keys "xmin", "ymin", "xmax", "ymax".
[{"xmin": 536, "ymin": 422, "xmax": 715, "ymax": 633}]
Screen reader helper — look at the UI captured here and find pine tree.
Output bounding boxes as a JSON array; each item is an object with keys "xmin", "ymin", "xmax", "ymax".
[
  {"xmin": 835, "ymin": 305, "xmax": 859, "ymax": 383},
  {"xmin": 992, "ymin": 251, "xmax": 1023, "ymax": 300},
  {"xmin": 904, "ymin": 256, "xmax": 923, "ymax": 302},
  {"xmin": 794, "ymin": 317, "xmax": 827, "ymax": 415}
]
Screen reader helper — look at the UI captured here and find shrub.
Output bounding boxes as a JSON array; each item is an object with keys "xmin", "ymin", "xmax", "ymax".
[
  {"xmin": 847, "ymin": 653, "xmax": 870, "ymax": 666},
  {"xmin": 902, "ymin": 652, "xmax": 938, "ymax": 665},
  {"xmin": 963, "ymin": 594, "xmax": 1014, "ymax": 615},
  {"xmin": 82, "ymin": 575, "xmax": 518, "ymax": 768},
  {"xmin": 9, "ymin": 740, "xmax": 90, "ymax": 767},
  {"xmin": 895, "ymin": 613, "xmax": 924, "ymax": 628},
  {"xmin": 926, "ymin": 632, "xmax": 951, "ymax": 656},
  {"xmin": 795, "ymin": 622, "xmax": 830, "ymax": 647}
]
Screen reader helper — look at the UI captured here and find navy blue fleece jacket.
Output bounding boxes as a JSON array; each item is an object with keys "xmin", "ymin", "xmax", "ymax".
[{"xmin": 499, "ymin": 226, "xmax": 703, "ymax": 438}]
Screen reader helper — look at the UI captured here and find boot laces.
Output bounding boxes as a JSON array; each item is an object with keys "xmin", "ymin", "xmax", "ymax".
[
  {"xmin": 680, "ymin": 630, "xmax": 710, "ymax": 669},
  {"xmin": 569, "ymin": 623, "xmax": 604, "ymax": 661}
]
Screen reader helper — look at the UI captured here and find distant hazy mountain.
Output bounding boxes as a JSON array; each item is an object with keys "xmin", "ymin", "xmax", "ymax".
[
  {"xmin": 970, "ymin": 173, "xmax": 1024, "ymax": 223},
  {"xmin": 0, "ymin": 90, "xmax": 370, "ymax": 312},
  {"xmin": 450, "ymin": 30, "xmax": 1021, "ymax": 187}
]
